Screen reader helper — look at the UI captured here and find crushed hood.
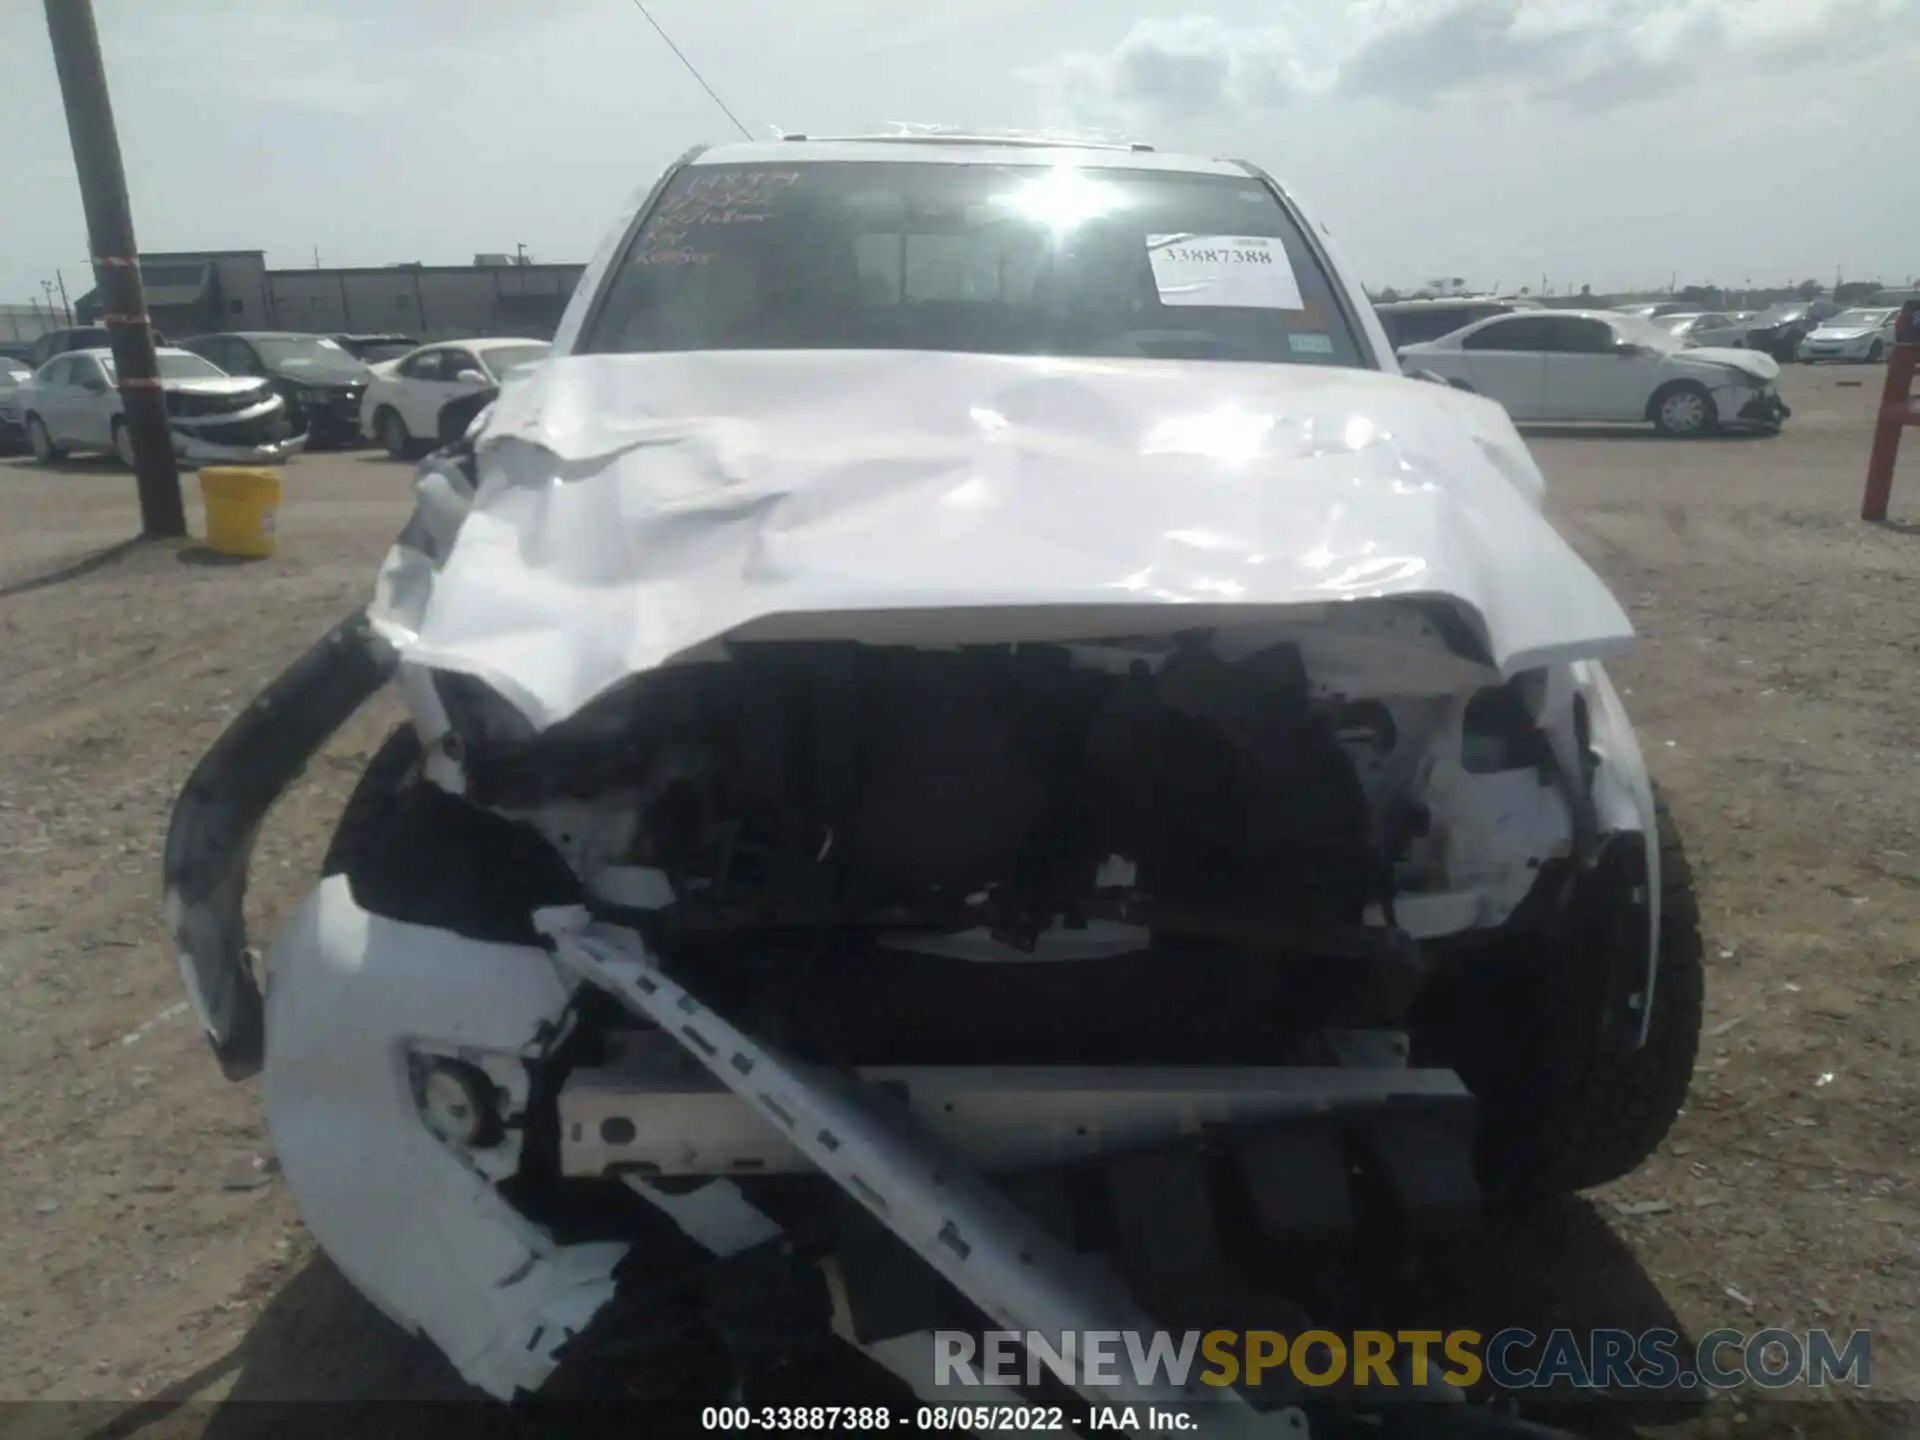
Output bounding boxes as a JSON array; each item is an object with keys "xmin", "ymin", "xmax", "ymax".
[
  {"xmin": 369, "ymin": 350, "xmax": 1635, "ymax": 731},
  {"xmin": 1681, "ymin": 347, "xmax": 1780, "ymax": 382}
]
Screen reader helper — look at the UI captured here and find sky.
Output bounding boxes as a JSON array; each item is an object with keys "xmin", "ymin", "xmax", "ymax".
[{"xmin": 2, "ymin": 0, "xmax": 1917, "ymax": 306}]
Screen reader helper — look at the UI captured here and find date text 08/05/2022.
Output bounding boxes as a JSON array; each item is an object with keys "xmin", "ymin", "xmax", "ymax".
[{"xmin": 701, "ymin": 1405, "xmax": 1189, "ymax": 1431}]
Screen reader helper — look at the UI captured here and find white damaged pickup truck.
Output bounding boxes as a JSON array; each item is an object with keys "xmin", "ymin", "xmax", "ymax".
[{"xmin": 163, "ymin": 134, "xmax": 1701, "ymax": 1438}]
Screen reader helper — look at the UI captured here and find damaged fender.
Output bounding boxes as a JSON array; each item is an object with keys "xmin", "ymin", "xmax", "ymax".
[{"xmin": 261, "ymin": 879, "xmax": 624, "ymax": 1398}]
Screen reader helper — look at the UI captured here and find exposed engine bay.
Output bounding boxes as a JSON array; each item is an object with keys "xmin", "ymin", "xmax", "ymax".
[{"xmin": 417, "ymin": 612, "xmax": 1585, "ymax": 1072}]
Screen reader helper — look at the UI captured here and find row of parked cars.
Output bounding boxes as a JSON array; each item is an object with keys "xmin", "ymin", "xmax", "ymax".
[
  {"xmin": 0, "ymin": 289, "xmax": 1896, "ymax": 462},
  {"xmin": 0, "ymin": 326, "xmax": 550, "ymax": 465},
  {"xmin": 1377, "ymin": 296, "xmax": 1900, "ymax": 365},
  {"xmin": 1370, "ymin": 295, "xmax": 1902, "ymax": 437}
]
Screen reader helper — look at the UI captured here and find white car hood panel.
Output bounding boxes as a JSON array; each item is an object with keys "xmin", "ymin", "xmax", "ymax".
[
  {"xmin": 1681, "ymin": 347, "xmax": 1780, "ymax": 382},
  {"xmin": 369, "ymin": 350, "xmax": 1635, "ymax": 731}
]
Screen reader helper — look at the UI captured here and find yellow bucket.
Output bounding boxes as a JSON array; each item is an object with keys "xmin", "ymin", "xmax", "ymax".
[{"xmin": 199, "ymin": 467, "xmax": 282, "ymax": 558}]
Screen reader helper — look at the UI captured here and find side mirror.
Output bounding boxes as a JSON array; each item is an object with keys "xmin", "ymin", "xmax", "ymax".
[{"xmin": 455, "ymin": 369, "xmax": 490, "ymax": 387}]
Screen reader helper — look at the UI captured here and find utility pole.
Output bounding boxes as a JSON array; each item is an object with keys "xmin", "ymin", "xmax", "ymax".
[
  {"xmin": 43, "ymin": 0, "xmax": 185, "ymax": 539},
  {"xmin": 41, "ymin": 279, "xmax": 57, "ymax": 318},
  {"xmin": 515, "ymin": 241, "xmax": 529, "ymax": 266},
  {"xmin": 55, "ymin": 268, "xmax": 72, "ymax": 324}
]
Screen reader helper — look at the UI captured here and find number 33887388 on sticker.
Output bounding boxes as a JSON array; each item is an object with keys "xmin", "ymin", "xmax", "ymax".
[{"xmin": 1145, "ymin": 234, "xmax": 1304, "ymax": 311}]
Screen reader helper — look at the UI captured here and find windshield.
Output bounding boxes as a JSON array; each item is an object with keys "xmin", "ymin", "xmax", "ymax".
[
  {"xmin": 1756, "ymin": 303, "xmax": 1806, "ymax": 322},
  {"xmin": 582, "ymin": 161, "xmax": 1369, "ymax": 367},
  {"xmin": 358, "ymin": 341, "xmax": 415, "ymax": 364},
  {"xmin": 480, "ymin": 342, "xmax": 551, "ymax": 380},
  {"xmin": 1829, "ymin": 309, "xmax": 1893, "ymax": 328},
  {"xmin": 254, "ymin": 335, "xmax": 371, "ymax": 378},
  {"xmin": 1608, "ymin": 315, "xmax": 1684, "ymax": 352},
  {"xmin": 104, "ymin": 353, "xmax": 230, "ymax": 383},
  {"xmin": 1651, "ymin": 314, "xmax": 1697, "ymax": 332}
]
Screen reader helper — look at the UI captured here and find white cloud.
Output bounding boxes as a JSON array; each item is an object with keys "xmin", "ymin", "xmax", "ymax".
[
  {"xmin": 1029, "ymin": 15, "xmax": 1318, "ymax": 130},
  {"xmin": 1032, "ymin": 0, "xmax": 1920, "ymax": 124},
  {"xmin": 1336, "ymin": 0, "xmax": 1920, "ymax": 111}
]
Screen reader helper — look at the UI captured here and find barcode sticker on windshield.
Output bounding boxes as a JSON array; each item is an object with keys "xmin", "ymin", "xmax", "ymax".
[{"xmin": 1146, "ymin": 234, "xmax": 1304, "ymax": 310}]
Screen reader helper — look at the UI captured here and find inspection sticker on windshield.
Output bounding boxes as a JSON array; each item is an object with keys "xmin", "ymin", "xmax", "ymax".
[{"xmin": 1146, "ymin": 234, "xmax": 1304, "ymax": 310}]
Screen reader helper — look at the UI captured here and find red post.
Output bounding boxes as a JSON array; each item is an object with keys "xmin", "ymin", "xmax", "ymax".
[{"xmin": 1861, "ymin": 300, "xmax": 1920, "ymax": 523}]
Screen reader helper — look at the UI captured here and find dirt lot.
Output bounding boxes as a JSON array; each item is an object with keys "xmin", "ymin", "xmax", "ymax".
[{"xmin": 1, "ymin": 368, "xmax": 1916, "ymax": 1438}]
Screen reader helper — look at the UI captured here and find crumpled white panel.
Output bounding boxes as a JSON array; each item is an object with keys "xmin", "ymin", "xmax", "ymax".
[{"xmin": 369, "ymin": 348, "xmax": 1633, "ymax": 731}]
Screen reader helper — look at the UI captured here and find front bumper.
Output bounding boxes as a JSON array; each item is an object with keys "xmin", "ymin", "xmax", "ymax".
[
  {"xmin": 1798, "ymin": 340, "xmax": 1877, "ymax": 363},
  {"xmin": 1735, "ymin": 390, "xmax": 1791, "ymax": 428},
  {"xmin": 287, "ymin": 390, "xmax": 368, "ymax": 446},
  {"xmin": 171, "ymin": 404, "xmax": 308, "ymax": 464},
  {"xmin": 175, "ymin": 429, "xmax": 308, "ymax": 464},
  {"xmin": 162, "ymin": 608, "xmax": 397, "ymax": 1076}
]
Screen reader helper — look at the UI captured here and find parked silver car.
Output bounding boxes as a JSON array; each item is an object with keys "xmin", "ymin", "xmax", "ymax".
[
  {"xmin": 15, "ymin": 347, "xmax": 305, "ymax": 467},
  {"xmin": 1798, "ymin": 307, "xmax": 1899, "ymax": 364}
]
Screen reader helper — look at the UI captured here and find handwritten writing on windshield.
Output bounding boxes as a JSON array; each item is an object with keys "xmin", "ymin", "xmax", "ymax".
[
  {"xmin": 636, "ymin": 248, "xmax": 715, "ymax": 267},
  {"xmin": 640, "ymin": 169, "xmax": 802, "ymax": 248}
]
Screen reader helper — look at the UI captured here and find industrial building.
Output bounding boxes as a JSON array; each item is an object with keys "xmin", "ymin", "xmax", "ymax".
[
  {"xmin": 65, "ymin": 249, "xmax": 586, "ymax": 343},
  {"xmin": 0, "ymin": 302, "xmax": 69, "ymax": 343}
]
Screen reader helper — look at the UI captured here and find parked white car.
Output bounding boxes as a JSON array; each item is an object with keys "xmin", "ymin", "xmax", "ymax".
[
  {"xmin": 16, "ymin": 347, "xmax": 305, "ymax": 466},
  {"xmin": 358, "ymin": 337, "xmax": 551, "ymax": 458},
  {"xmin": 1398, "ymin": 309, "xmax": 1788, "ymax": 436},
  {"xmin": 1798, "ymin": 307, "xmax": 1899, "ymax": 364}
]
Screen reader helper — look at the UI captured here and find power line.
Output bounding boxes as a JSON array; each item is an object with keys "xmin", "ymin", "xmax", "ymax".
[{"xmin": 627, "ymin": 0, "xmax": 752, "ymax": 141}]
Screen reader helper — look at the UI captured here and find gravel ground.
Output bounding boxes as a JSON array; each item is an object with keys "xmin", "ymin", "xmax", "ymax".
[{"xmin": 0, "ymin": 367, "xmax": 1915, "ymax": 1439}]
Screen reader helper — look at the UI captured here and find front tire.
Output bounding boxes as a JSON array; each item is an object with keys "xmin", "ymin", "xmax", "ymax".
[
  {"xmin": 1428, "ymin": 790, "xmax": 1705, "ymax": 1198},
  {"xmin": 1651, "ymin": 381, "xmax": 1716, "ymax": 437},
  {"xmin": 25, "ymin": 415, "xmax": 61, "ymax": 465},
  {"xmin": 1867, "ymin": 341, "xmax": 1885, "ymax": 364},
  {"xmin": 375, "ymin": 407, "xmax": 413, "ymax": 461},
  {"xmin": 113, "ymin": 418, "xmax": 136, "ymax": 469},
  {"xmin": 320, "ymin": 724, "xmax": 424, "ymax": 877}
]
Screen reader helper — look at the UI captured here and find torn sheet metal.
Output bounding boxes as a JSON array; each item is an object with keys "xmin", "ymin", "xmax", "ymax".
[
  {"xmin": 368, "ymin": 349, "xmax": 1633, "ymax": 732},
  {"xmin": 537, "ymin": 908, "xmax": 1310, "ymax": 1436}
]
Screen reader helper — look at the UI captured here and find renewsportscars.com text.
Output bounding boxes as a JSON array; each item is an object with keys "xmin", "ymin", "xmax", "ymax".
[{"xmin": 934, "ymin": 1328, "xmax": 1873, "ymax": 1393}]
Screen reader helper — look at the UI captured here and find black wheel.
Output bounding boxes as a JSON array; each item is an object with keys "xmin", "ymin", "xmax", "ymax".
[
  {"xmin": 112, "ymin": 417, "xmax": 136, "ymax": 469},
  {"xmin": 319, "ymin": 722, "xmax": 580, "ymax": 945},
  {"xmin": 25, "ymin": 414, "xmax": 61, "ymax": 465},
  {"xmin": 1650, "ymin": 381, "xmax": 1716, "ymax": 437},
  {"xmin": 1867, "ymin": 341, "xmax": 1885, "ymax": 364},
  {"xmin": 436, "ymin": 389, "xmax": 494, "ymax": 449},
  {"xmin": 1424, "ymin": 788, "xmax": 1705, "ymax": 1198},
  {"xmin": 320, "ymin": 724, "xmax": 424, "ymax": 876},
  {"xmin": 375, "ymin": 407, "xmax": 413, "ymax": 461}
]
